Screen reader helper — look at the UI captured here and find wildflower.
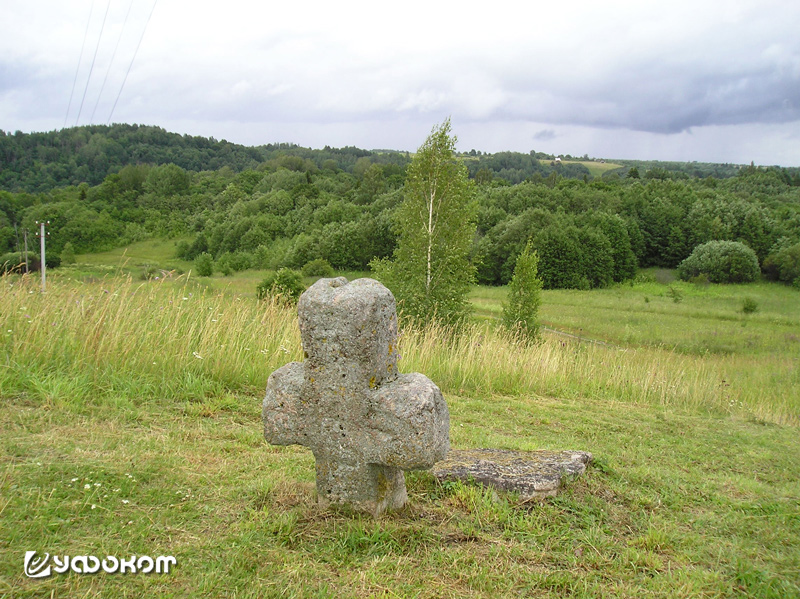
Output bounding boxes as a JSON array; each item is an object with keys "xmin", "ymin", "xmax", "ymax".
[
  {"xmin": 193, "ymin": 352, "xmax": 203, "ymax": 360},
  {"xmin": 122, "ymin": 499, "xmax": 130, "ymax": 504},
  {"xmin": 94, "ymin": 482, "xmax": 101, "ymax": 487},
  {"xmin": 91, "ymin": 505, "xmax": 97, "ymax": 510},
  {"xmin": 71, "ymin": 478, "xmax": 78, "ymax": 482},
  {"xmin": 84, "ymin": 484, "xmax": 91, "ymax": 489}
]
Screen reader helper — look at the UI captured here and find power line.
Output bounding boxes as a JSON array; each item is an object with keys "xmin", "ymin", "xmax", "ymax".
[
  {"xmin": 107, "ymin": 0, "xmax": 159, "ymax": 125},
  {"xmin": 90, "ymin": 0, "xmax": 136, "ymax": 123},
  {"xmin": 75, "ymin": 0, "xmax": 112, "ymax": 126},
  {"xmin": 64, "ymin": 0, "xmax": 96, "ymax": 128}
]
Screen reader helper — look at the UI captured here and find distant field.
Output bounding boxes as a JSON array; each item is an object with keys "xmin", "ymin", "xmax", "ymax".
[
  {"xmin": 537, "ymin": 159, "xmax": 623, "ymax": 177},
  {"xmin": 74, "ymin": 237, "xmax": 193, "ymax": 272},
  {"xmin": 73, "ymin": 239, "xmax": 370, "ymax": 296}
]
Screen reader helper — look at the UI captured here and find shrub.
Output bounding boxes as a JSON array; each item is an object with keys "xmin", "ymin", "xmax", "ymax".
[
  {"xmin": 194, "ymin": 252, "xmax": 214, "ymax": 277},
  {"xmin": 301, "ymin": 258, "xmax": 335, "ymax": 278},
  {"xmin": 677, "ymin": 241, "xmax": 759, "ymax": 284},
  {"xmin": 501, "ymin": 241, "xmax": 543, "ymax": 342},
  {"xmin": 256, "ymin": 268, "xmax": 305, "ymax": 303},
  {"xmin": 217, "ymin": 254, "xmax": 233, "ymax": 277},
  {"xmin": 741, "ymin": 297, "xmax": 759, "ymax": 314},
  {"xmin": 763, "ymin": 242, "xmax": 800, "ymax": 286},
  {"xmin": 689, "ymin": 273, "xmax": 710, "ymax": 287},
  {"xmin": 60, "ymin": 242, "xmax": 76, "ymax": 265},
  {"xmin": 228, "ymin": 252, "xmax": 252, "ymax": 272},
  {"xmin": 140, "ymin": 265, "xmax": 159, "ymax": 280},
  {"xmin": 0, "ymin": 252, "xmax": 39, "ymax": 274},
  {"xmin": 666, "ymin": 285, "xmax": 683, "ymax": 303}
]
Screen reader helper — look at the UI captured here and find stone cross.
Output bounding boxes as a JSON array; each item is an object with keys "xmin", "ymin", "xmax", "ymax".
[{"xmin": 263, "ymin": 277, "xmax": 449, "ymax": 516}]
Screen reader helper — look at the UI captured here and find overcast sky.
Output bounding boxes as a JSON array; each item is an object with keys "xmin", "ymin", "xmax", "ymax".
[{"xmin": 2, "ymin": 0, "xmax": 799, "ymax": 166}]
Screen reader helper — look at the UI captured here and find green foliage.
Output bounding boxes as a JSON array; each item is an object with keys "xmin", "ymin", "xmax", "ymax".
[
  {"xmin": 301, "ymin": 258, "xmax": 335, "ymax": 278},
  {"xmin": 256, "ymin": 268, "xmax": 306, "ymax": 303},
  {"xmin": 1, "ymin": 124, "xmax": 798, "ymax": 293},
  {"xmin": 194, "ymin": 252, "xmax": 214, "ymax": 277},
  {"xmin": 763, "ymin": 242, "xmax": 800, "ymax": 286},
  {"xmin": 501, "ymin": 241, "xmax": 543, "ymax": 341},
  {"xmin": 0, "ymin": 251, "xmax": 39, "ymax": 273},
  {"xmin": 531, "ymin": 224, "xmax": 618, "ymax": 290},
  {"xmin": 60, "ymin": 241, "xmax": 76, "ymax": 265},
  {"xmin": 371, "ymin": 120, "xmax": 476, "ymax": 326},
  {"xmin": 677, "ymin": 240, "xmax": 760, "ymax": 283},
  {"xmin": 666, "ymin": 285, "xmax": 683, "ymax": 303},
  {"xmin": 741, "ymin": 297, "xmax": 759, "ymax": 314}
]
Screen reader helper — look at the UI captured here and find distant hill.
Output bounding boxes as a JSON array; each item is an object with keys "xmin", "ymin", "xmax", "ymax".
[
  {"xmin": 2, "ymin": 124, "xmax": 799, "ymax": 194},
  {"xmin": 0, "ymin": 124, "xmax": 409, "ymax": 193}
]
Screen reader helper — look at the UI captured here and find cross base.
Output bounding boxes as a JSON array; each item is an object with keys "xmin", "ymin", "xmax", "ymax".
[{"xmin": 315, "ymin": 459, "xmax": 408, "ymax": 517}]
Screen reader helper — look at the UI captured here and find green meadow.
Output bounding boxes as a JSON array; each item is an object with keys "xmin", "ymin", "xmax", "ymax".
[{"xmin": 1, "ymin": 250, "xmax": 799, "ymax": 597}]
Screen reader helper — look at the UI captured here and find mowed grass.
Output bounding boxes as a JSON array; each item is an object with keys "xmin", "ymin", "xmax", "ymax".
[{"xmin": 1, "ymin": 263, "xmax": 799, "ymax": 597}]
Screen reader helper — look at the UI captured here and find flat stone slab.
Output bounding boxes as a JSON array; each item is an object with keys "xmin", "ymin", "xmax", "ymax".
[{"xmin": 431, "ymin": 449, "xmax": 592, "ymax": 500}]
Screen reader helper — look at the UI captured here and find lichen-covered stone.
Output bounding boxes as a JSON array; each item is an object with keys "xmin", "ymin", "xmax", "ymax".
[
  {"xmin": 263, "ymin": 277, "xmax": 449, "ymax": 516},
  {"xmin": 431, "ymin": 449, "xmax": 592, "ymax": 499}
]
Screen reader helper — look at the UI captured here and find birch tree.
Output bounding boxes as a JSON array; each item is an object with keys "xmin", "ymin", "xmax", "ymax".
[{"xmin": 371, "ymin": 119, "xmax": 475, "ymax": 326}]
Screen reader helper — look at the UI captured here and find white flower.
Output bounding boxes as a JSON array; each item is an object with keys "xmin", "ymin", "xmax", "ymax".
[
  {"xmin": 91, "ymin": 504, "xmax": 97, "ymax": 509},
  {"xmin": 71, "ymin": 478, "xmax": 78, "ymax": 482},
  {"xmin": 192, "ymin": 351, "xmax": 203, "ymax": 360},
  {"xmin": 84, "ymin": 484, "xmax": 91, "ymax": 489},
  {"xmin": 121, "ymin": 499, "xmax": 130, "ymax": 504}
]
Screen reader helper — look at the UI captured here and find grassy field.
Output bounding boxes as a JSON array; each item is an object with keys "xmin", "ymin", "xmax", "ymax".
[
  {"xmin": 536, "ymin": 159, "xmax": 623, "ymax": 178},
  {"xmin": 1, "ymin": 251, "xmax": 799, "ymax": 597}
]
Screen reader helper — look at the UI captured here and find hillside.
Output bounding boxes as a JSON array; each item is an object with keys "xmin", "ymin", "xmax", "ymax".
[
  {"xmin": 1, "ymin": 124, "xmax": 800, "ymax": 292},
  {"xmin": 6, "ymin": 124, "xmax": 799, "ymax": 194}
]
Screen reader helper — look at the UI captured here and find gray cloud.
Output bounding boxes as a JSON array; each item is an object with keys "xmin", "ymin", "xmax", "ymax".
[
  {"xmin": 533, "ymin": 129, "xmax": 556, "ymax": 141},
  {"xmin": 1, "ymin": 0, "xmax": 799, "ymax": 165}
]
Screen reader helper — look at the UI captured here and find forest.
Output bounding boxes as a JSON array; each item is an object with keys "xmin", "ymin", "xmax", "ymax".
[{"xmin": 1, "ymin": 124, "xmax": 800, "ymax": 288}]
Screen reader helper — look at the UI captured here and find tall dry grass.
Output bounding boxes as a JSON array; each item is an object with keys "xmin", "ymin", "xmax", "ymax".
[
  {"xmin": 1, "ymin": 274, "xmax": 301, "ymax": 404},
  {"xmin": 1, "ymin": 274, "xmax": 796, "ymax": 424},
  {"xmin": 398, "ymin": 321, "xmax": 798, "ymax": 426}
]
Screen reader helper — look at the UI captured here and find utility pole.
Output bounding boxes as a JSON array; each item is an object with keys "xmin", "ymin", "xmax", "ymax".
[{"xmin": 36, "ymin": 221, "xmax": 49, "ymax": 293}]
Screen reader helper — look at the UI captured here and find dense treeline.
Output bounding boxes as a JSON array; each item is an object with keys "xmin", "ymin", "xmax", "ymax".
[
  {"xmin": 0, "ymin": 125, "xmax": 411, "ymax": 192},
  {"xmin": 1, "ymin": 126, "xmax": 799, "ymax": 288}
]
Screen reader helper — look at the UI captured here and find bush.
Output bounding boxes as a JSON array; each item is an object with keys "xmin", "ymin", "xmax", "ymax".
[
  {"xmin": 741, "ymin": 297, "xmax": 759, "ymax": 314},
  {"xmin": 677, "ymin": 241, "xmax": 759, "ymax": 283},
  {"xmin": 256, "ymin": 268, "xmax": 305, "ymax": 303},
  {"xmin": 689, "ymin": 273, "xmax": 710, "ymax": 287},
  {"xmin": 763, "ymin": 242, "xmax": 800, "ymax": 286},
  {"xmin": 666, "ymin": 285, "xmax": 683, "ymax": 303},
  {"xmin": 194, "ymin": 252, "xmax": 214, "ymax": 277},
  {"xmin": 60, "ymin": 242, "xmax": 76, "ymax": 265},
  {"xmin": 0, "ymin": 252, "xmax": 39, "ymax": 274},
  {"xmin": 301, "ymin": 258, "xmax": 335, "ymax": 278}
]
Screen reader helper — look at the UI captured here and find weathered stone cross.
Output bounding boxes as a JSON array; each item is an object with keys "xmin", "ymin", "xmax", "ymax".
[{"xmin": 263, "ymin": 277, "xmax": 450, "ymax": 516}]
